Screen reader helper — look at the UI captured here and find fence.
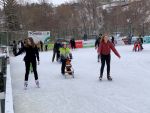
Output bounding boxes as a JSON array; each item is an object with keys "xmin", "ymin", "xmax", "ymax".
[
  {"xmin": 0, "ymin": 31, "xmax": 27, "ymax": 46},
  {"xmin": 0, "ymin": 46, "xmax": 14, "ymax": 113}
]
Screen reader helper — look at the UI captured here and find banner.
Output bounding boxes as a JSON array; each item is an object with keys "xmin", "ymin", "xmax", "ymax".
[
  {"xmin": 144, "ymin": 36, "xmax": 150, "ymax": 44},
  {"xmin": 75, "ymin": 40, "xmax": 83, "ymax": 48},
  {"xmin": 83, "ymin": 40, "xmax": 95, "ymax": 48},
  {"xmin": 28, "ymin": 31, "xmax": 50, "ymax": 43}
]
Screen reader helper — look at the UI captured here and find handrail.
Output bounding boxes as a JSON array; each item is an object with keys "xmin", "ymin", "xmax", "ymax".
[
  {"xmin": 5, "ymin": 65, "xmax": 14, "ymax": 113},
  {"xmin": 0, "ymin": 46, "xmax": 14, "ymax": 113}
]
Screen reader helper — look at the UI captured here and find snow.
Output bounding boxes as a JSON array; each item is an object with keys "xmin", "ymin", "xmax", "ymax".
[
  {"xmin": 5, "ymin": 65, "xmax": 14, "ymax": 113},
  {"xmin": 10, "ymin": 44, "xmax": 150, "ymax": 113}
]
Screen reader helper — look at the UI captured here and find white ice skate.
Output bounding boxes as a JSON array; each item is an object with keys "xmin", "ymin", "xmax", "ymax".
[
  {"xmin": 35, "ymin": 80, "xmax": 40, "ymax": 88},
  {"xmin": 24, "ymin": 81, "xmax": 28, "ymax": 90},
  {"xmin": 99, "ymin": 76, "xmax": 102, "ymax": 81}
]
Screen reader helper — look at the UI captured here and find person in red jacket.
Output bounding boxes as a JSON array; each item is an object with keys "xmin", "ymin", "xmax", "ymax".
[{"xmin": 98, "ymin": 35, "xmax": 121, "ymax": 81}]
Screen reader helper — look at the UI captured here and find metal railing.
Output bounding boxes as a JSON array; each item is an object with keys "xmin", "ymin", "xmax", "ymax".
[
  {"xmin": 0, "ymin": 55, "xmax": 7, "ymax": 113},
  {"xmin": 0, "ymin": 46, "xmax": 14, "ymax": 113}
]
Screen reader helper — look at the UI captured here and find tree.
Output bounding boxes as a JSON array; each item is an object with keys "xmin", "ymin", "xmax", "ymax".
[
  {"xmin": 78, "ymin": 0, "xmax": 103, "ymax": 35},
  {"xmin": 4, "ymin": 0, "xmax": 20, "ymax": 31}
]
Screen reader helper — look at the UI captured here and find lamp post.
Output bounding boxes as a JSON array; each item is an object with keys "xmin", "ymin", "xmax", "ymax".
[
  {"xmin": 127, "ymin": 18, "xmax": 132, "ymax": 44},
  {"xmin": 142, "ymin": 22, "xmax": 145, "ymax": 37},
  {"xmin": 20, "ymin": 24, "xmax": 23, "ymax": 40}
]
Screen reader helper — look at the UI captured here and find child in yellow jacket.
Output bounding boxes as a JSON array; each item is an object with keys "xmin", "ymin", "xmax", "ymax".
[{"xmin": 59, "ymin": 42, "xmax": 72, "ymax": 75}]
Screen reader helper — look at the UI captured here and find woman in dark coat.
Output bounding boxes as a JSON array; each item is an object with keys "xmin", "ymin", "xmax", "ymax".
[
  {"xmin": 70, "ymin": 38, "xmax": 76, "ymax": 50},
  {"xmin": 15, "ymin": 37, "xmax": 40, "ymax": 90}
]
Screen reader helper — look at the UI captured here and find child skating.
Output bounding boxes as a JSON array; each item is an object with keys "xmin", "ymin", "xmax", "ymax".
[{"xmin": 59, "ymin": 42, "xmax": 73, "ymax": 77}]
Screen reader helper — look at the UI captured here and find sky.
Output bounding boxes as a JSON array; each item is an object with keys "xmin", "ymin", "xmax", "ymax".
[
  {"xmin": 30, "ymin": 0, "xmax": 73, "ymax": 5},
  {"xmin": 0, "ymin": 0, "xmax": 74, "ymax": 9},
  {"xmin": 51, "ymin": 0, "xmax": 72, "ymax": 5}
]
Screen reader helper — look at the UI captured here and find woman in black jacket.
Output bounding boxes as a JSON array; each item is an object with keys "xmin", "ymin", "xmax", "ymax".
[{"xmin": 15, "ymin": 37, "xmax": 40, "ymax": 90}]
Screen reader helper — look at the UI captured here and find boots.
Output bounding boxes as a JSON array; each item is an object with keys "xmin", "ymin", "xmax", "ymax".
[
  {"xmin": 35, "ymin": 80, "xmax": 40, "ymax": 88},
  {"xmin": 24, "ymin": 81, "xmax": 28, "ymax": 90}
]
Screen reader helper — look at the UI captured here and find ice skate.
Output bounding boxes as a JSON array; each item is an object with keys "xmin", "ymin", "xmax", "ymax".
[
  {"xmin": 35, "ymin": 80, "xmax": 40, "ymax": 88},
  {"xmin": 99, "ymin": 75, "xmax": 102, "ymax": 81},
  {"xmin": 24, "ymin": 81, "xmax": 28, "ymax": 90},
  {"xmin": 107, "ymin": 76, "xmax": 112, "ymax": 81}
]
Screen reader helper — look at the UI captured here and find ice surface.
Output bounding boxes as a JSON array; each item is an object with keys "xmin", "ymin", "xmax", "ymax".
[{"xmin": 10, "ymin": 44, "xmax": 150, "ymax": 113}]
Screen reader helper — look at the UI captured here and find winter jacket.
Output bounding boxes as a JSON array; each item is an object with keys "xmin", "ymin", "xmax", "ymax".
[
  {"xmin": 59, "ymin": 47, "xmax": 71, "ymax": 60},
  {"xmin": 15, "ymin": 46, "xmax": 39, "ymax": 62},
  {"xmin": 53, "ymin": 42, "xmax": 61, "ymax": 52},
  {"xmin": 139, "ymin": 38, "xmax": 143, "ymax": 44},
  {"xmin": 98, "ymin": 41, "xmax": 120, "ymax": 58},
  {"xmin": 95, "ymin": 38, "xmax": 101, "ymax": 47}
]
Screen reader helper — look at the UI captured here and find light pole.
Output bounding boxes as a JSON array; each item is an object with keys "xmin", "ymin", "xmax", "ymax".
[
  {"xmin": 142, "ymin": 22, "xmax": 145, "ymax": 37},
  {"xmin": 127, "ymin": 18, "xmax": 132, "ymax": 44}
]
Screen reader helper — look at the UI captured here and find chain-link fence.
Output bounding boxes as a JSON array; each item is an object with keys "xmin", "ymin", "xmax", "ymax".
[{"xmin": 0, "ymin": 31, "xmax": 27, "ymax": 46}]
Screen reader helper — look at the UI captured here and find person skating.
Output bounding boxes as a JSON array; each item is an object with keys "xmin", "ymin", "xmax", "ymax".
[
  {"xmin": 52, "ymin": 41, "xmax": 61, "ymax": 62},
  {"xmin": 139, "ymin": 35, "xmax": 144, "ymax": 50},
  {"xmin": 70, "ymin": 38, "xmax": 76, "ymax": 50},
  {"xmin": 111, "ymin": 36, "xmax": 115, "ymax": 46},
  {"xmin": 95, "ymin": 34, "xmax": 102, "ymax": 62},
  {"xmin": 45, "ymin": 44, "xmax": 48, "ymax": 51},
  {"xmin": 40, "ymin": 41, "xmax": 43, "ymax": 51},
  {"xmin": 98, "ymin": 35, "xmax": 121, "ymax": 81},
  {"xmin": 59, "ymin": 42, "xmax": 72, "ymax": 75},
  {"xmin": 15, "ymin": 37, "xmax": 40, "ymax": 89},
  {"xmin": 13, "ymin": 40, "xmax": 17, "ymax": 56},
  {"xmin": 133, "ymin": 39, "xmax": 141, "ymax": 52},
  {"xmin": 17, "ymin": 40, "xmax": 24, "ymax": 51}
]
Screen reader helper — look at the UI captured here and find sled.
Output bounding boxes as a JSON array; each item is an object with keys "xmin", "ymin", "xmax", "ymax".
[{"xmin": 64, "ymin": 58, "xmax": 74, "ymax": 78}]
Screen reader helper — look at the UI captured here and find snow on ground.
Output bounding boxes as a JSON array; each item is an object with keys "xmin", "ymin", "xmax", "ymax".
[{"xmin": 10, "ymin": 44, "xmax": 150, "ymax": 113}]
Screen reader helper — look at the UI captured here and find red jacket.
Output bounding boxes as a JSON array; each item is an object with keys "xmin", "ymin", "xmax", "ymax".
[{"xmin": 98, "ymin": 41, "xmax": 120, "ymax": 58}]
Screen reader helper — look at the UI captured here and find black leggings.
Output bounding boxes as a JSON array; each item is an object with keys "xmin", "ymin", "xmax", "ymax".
[
  {"xmin": 98, "ymin": 54, "xmax": 100, "ymax": 61},
  {"xmin": 25, "ymin": 61, "xmax": 38, "ymax": 81},
  {"xmin": 100, "ymin": 54, "xmax": 111, "ymax": 76},
  {"xmin": 61, "ymin": 59, "xmax": 66, "ymax": 74}
]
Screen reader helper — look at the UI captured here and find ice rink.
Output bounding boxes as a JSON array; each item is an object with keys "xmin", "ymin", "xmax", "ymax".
[{"xmin": 10, "ymin": 44, "xmax": 150, "ymax": 113}]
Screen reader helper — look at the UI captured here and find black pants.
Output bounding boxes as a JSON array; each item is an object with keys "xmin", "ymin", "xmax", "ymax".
[
  {"xmin": 13, "ymin": 48, "xmax": 17, "ymax": 56},
  {"xmin": 61, "ymin": 59, "xmax": 66, "ymax": 74},
  {"xmin": 100, "ymin": 54, "xmax": 111, "ymax": 77},
  {"xmin": 25, "ymin": 60, "xmax": 38, "ymax": 81},
  {"xmin": 52, "ymin": 51, "xmax": 60, "ymax": 62},
  {"xmin": 98, "ymin": 54, "xmax": 100, "ymax": 61}
]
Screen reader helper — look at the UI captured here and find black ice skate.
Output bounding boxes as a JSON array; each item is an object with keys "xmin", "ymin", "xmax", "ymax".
[{"xmin": 107, "ymin": 76, "xmax": 112, "ymax": 81}]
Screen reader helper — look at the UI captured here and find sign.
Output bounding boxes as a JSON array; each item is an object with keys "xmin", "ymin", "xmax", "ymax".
[
  {"xmin": 83, "ymin": 40, "xmax": 95, "ymax": 48},
  {"xmin": 75, "ymin": 40, "xmax": 83, "ymax": 48},
  {"xmin": 144, "ymin": 36, "xmax": 150, "ymax": 43},
  {"xmin": 28, "ymin": 31, "xmax": 50, "ymax": 43}
]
